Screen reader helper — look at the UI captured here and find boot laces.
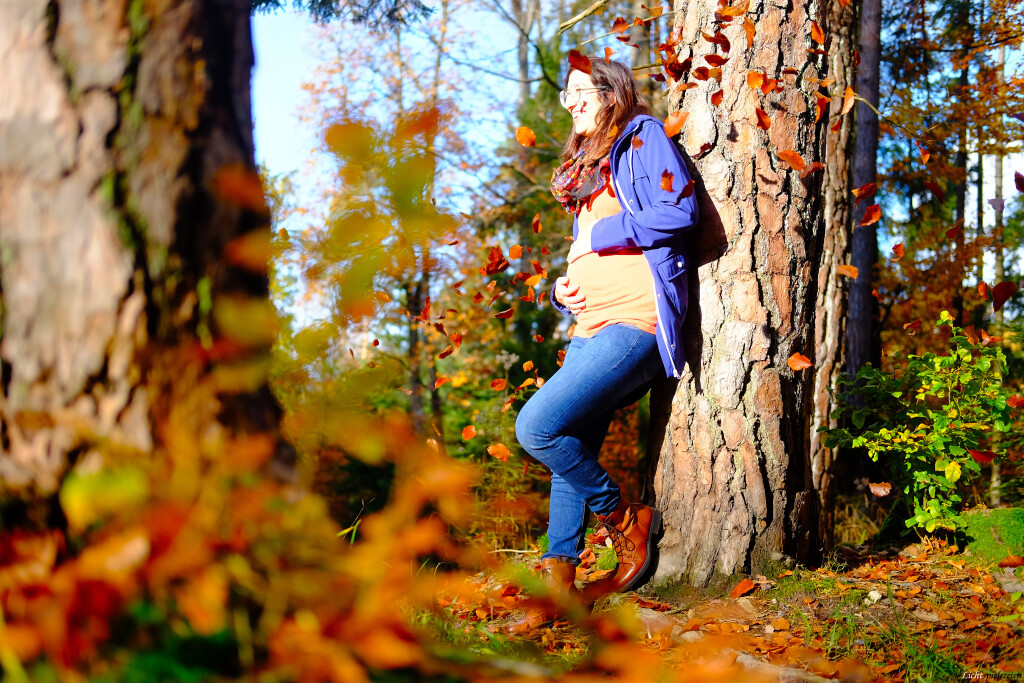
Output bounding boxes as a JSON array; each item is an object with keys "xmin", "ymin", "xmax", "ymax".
[{"xmin": 597, "ymin": 516, "xmax": 637, "ymax": 553}]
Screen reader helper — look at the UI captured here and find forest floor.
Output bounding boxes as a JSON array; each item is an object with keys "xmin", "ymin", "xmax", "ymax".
[{"xmin": 425, "ymin": 534, "xmax": 1024, "ymax": 682}]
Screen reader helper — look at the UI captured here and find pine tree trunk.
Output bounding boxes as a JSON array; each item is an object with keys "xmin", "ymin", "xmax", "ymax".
[
  {"xmin": 646, "ymin": 0, "xmax": 852, "ymax": 585},
  {"xmin": 0, "ymin": 1, "xmax": 276, "ymax": 497}
]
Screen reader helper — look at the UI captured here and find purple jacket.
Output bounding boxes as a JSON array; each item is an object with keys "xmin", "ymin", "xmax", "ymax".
[{"xmin": 551, "ymin": 114, "xmax": 698, "ymax": 378}]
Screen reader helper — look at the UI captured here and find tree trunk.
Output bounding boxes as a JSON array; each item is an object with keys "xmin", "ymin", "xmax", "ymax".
[
  {"xmin": 647, "ymin": 0, "xmax": 851, "ymax": 585},
  {"xmin": 1, "ymin": 1, "xmax": 276, "ymax": 496},
  {"xmin": 846, "ymin": 0, "xmax": 881, "ymax": 380}
]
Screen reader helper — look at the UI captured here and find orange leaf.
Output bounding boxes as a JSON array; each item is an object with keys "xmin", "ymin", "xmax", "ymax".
[
  {"xmin": 811, "ymin": 21, "xmax": 824, "ymax": 43},
  {"xmin": 777, "ymin": 149, "xmax": 805, "ymax": 171},
  {"xmin": 212, "ymin": 164, "xmax": 267, "ymax": 212},
  {"xmin": 632, "ymin": 137, "xmax": 644, "ymax": 149},
  {"xmin": 837, "ymin": 264, "xmax": 859, "ymax": 279},
  {"xmin": 891, "ymin": 243, "xmax": 905, "ymax": 260},
  {"xmin": 760, "ymin": 77, "xmax": 778, "ymax": 94},
  {"xmin": 771, "ymin": 617, "xmax": 790, "ymax": 630},
  {"xmin": 438, "ymin": 345, "xmax": 455, "ymax": 359},
  {"xmin": 612, "ymin": 16, "xmax": 630, "ymax": 33},
  {"xmin": 509, "ymin": 244, "xmax": 523, "ymax": 259},
  {"xmin": 729, "ymin": 578, "xmax": 756, "ymax": 598},
  {"xmin": 969, "ymin": 449, "xmax": 996, "ymax": 464},
  {"xmin": 787, "ymin": 353, "xmax": 812, "ymax": 371},
  {"xmin": 661, "ymin": 170, "xmax": 674, "ymax": 192},
  {"xmin": 717, "ymin": 1, "xmax": 749, "ymax": 17},
  {"xmin": 435, "ymin": 376, "xmax": 450, "ymax": 389},
  {"xmin": 993, "ymin": 280, "xmax": 1018, "ymax": 312},
  {"xmin": 664, "ymin": 111, "xmax": 689, "ymax": 138},
  {"xmin": 568, "ymin": 49, "xmax": 591, "ymax": 74},
  {"xmin": 747, "ymin": 71, "xmax": 765, "ymax": 89},
  {"xmin": 916, "ymin": 141, "xmax": 930, "ymax": 164},
  {"xmin": 523, "ymin": 360, "xmax": 535, "ymax": 371},
  {"xmin": 869, "ymin": 482, "xmax": 892, "ymax": 497},
  {"xmin": 488, "ymin": 443, "xmax": 512, "ymax": 462},
  {"xmin": 515, "ymin": 126, "xmax": 536, "ymax": 147},
  {"xmin": 743, "ymin": 17, "xmax": 756, "ymax": 45},
  {"xmin": 815, "ymin": 96, "xmax": 829, "ymax": 123},
  {"xmin": 841, "ymin": 86, "xmax": 855, "ymax": 115},
  {"xmin": 852, "ymin": 182, "xmax": 876, "ymax": 205},
  {"xmin": 604, "ymin": 47, "xmax": 614, "ymax": 62},
  {"xmin": 755, "ymin": 108, "xmax": 771, "ymax": 130},
  {"xmin": 531, "ymin": 213, "xmax": 542, "ymax": 233},
  {"xmin": 494, "ymin": 307, "xmax": 515, "ymax": 319},
  {"xmin": 462, "ymin": 425, "xmax": 477, "ymax": 440},
  {"xmin": 491, "ymin": 379, "xmax": 507, "ymax": 390},
  {"xmin": 859, "ymin": 204, "xmax": 881, "ymax": 227},
  {"xmin": 711, "ymin": 90, "xmax": 724, "ymax": 106},
  {"xmin": 979, "ymin": 282, "xmax": 990, "ymax": 299},
  {"xmin": 998, "ymin": 555, "xmax": 1024, "ymax": 568}
]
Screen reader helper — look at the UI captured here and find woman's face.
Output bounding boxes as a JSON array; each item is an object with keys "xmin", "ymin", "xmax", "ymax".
[{"xmin": 564, "ymin": 70, "xmax": 605, "ymax": 137}]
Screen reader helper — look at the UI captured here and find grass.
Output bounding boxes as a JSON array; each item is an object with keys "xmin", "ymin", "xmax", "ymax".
[{"xmin": 954, "ymin": 507, "xmax": 1024, "ymax": 564}]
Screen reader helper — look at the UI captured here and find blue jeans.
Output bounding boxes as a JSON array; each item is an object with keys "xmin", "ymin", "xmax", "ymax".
[{"xmin": 515, "ymin": 324, "xmax": 661, "ymax": 563}]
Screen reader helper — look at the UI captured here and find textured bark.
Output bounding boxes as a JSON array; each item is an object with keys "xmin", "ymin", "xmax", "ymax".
[
  {"xmin": 846, "ymin": 0, "xmax": 881, "ymax": 379},
  {"xmin": 0, "ymin": 0, "xmax": 273, "ymax": 494},
  {"xmin": 809, "ymin": 0, "xmax": 856, "ymax": 547},
  {"xmin": 647, "ymin": 0, "xmax": 851, "ymax": 586}
]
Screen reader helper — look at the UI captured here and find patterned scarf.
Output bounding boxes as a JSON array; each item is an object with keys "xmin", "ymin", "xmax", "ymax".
[{"xmin": 550, "ymin": 147, "xmax": 612, "ymax": 215}]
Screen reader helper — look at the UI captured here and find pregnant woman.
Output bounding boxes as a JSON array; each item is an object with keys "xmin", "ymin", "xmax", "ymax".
[{"xmin": 507, "ymin": 57, "xmax": 698, "ymax": 634}]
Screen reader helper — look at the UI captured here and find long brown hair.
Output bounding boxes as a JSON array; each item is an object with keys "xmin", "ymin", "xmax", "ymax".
[{"xmin": 561, "ymin": 57, "xmax": 651, "ymax": 166}]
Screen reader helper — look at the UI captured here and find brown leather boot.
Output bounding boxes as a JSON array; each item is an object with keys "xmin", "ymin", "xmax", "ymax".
[
  {"xmin": 584, "ymin": 499, "xmax": 661, "ymax": 597},
  {"xmin": 503, "ymin": 558, "xmax": 582, "ymax": 635}
]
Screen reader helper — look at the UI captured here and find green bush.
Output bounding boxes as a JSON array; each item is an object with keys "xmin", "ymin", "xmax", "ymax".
[{"xmin": 824, "ymin": 311, "xmax": 1017, "ymax": 533}]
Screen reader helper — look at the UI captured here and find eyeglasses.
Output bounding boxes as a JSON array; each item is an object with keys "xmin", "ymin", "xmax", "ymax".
[{"xmin": 558, "ymin": 86, "xmax": 608, "ymax": 109}]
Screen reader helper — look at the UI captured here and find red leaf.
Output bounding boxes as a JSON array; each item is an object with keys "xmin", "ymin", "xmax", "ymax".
[
  {"xmin": 969, "ymin": 449, "xmax": 996, "ymax": 464},
  {"xmin": 494, "ymin": 307, "xmax": 515, "ymax": 319},
  {"xmin": 1015, "ymin": 171, "xmax": 1024, "ymax": 192},
  {"xmin": 852, "ymin": 182, "xmax": 876, "ymax": 205},
  {"xmin": 787, "ymin": 353, "xmax": 812, "ymax": 371},
  {"xmin": 872, "ymin": 289, "xmax": 881, "ymax": 301},
  {"xmin": 661, "ymin": 170, "xmax": 674, "ymax": 192},
  {"xmin": 755, "ymin": 108, "xmax": 771, "ymax": 130},
  {"xmin": 705, "ymin": 54, "xmax": 729, "ymax": 67},
  {"xmin": 903, "ymin": 319, "xmax": 922, "ymax": 333},
  {"xmin": 568, "ymin": 49, "xmax": 591, "ymax": 74},
  {"xmin": 946, "ymin": 225, "xmax": 960, "ymax": 240},
  {"xmin": 729, "ymin": 579, "xmax": 756, "ymax": 599},
  {"xmin": 632, "ymin": 137, "xmax": 645, "ymax": 149},
  {"xmin": 778, "ymin": 149, "xmax": 805, "ymax": 171},
  {"xmin": 1006, "ymin": 394, "xmax": 1024, "ymax": 409},
  {"xmin": 925, "ymin": 180, "xmax": 945, "ymax": 203},
  {"xmin": 612, "ymin": 16, "xmax": 630, "ymax": 33},
  {"xmin": 664, "ymin": 111, "xmax": 689, "ymax": 138},
  {"xmin": 811, "ymin": 21, "xmax": 824, "ymax": 43},
  {"xmin": 462, "ymin": 425, "xmax": 477, "ymax": 440},
  {"xmin": 438, "ymin": 345, "xmax": 455, "ymax": 359},
  {"xmin": 993, "ymin": 280, "xmax": 1018, "ymax": 312},
  {"xmin": 860, "ymin": 204, "xmax": 881, "ymax": 227},
  {"xmin": 869, "ymin": 482, "xmax": 892, "ymax": 497},
  {"xmin": 891, "ymin": 242, "xmax": 905, "ymax": 260},
  {"xmin": 531, "ymin": 213, "xmax": 542, "ymax": 233},
  {"xmin": 533, "ymin": 334, "xmax": 544, "ymax": 342},
  {"xmin": 998, "ymin": 555, "xmax": 1024, "ymax": 568},
  {"xmin": 692, "ymin": 66, "xmax": 710, "ymax": 80},
  {"xmin": 515, "ymin": 126, "xmax": 536, "ymax": 147},
  {"xmin": 964, "ymin": 325, "xmax": 980, "ymax": 344},
  {"xmin": 979, "ymin": 282, "xmax": 990, "ymax": 299}
]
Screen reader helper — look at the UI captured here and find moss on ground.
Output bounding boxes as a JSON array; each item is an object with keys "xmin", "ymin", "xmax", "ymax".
[{"xmin": 954, "ymin": 507, "xmax": 1024, "ymax": 563}]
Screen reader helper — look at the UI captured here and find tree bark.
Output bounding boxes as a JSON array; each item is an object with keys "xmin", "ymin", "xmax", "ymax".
[
  {"xmin": 647, "ymin": 0, "xmax": 851, "ymax": 585},
  {"xmin": 1, "ymin": 0, "xmax": 275, "ymax": 496}
]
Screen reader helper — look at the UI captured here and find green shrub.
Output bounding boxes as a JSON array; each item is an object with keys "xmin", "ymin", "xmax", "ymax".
[{"xmin": 824, "ymin": 311, "xmax": 1017, "ymax": 533}]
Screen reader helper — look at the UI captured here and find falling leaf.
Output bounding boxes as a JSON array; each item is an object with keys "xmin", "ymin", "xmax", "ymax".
[
  {"xmin": 462, "ymin": 425, "xmax": 477, "ymax": 440},
  {"xmin": 999, "ymin": 555, "xmax": 1024, "ymax": 568},
  {"xmin": 761, "ymin": 77, "xmax": 778, "ymax": 94},
  {"xmin": 945, "ymin": 225, "xmax": 960, "ymax": 240},
  {"xmin": 787, "ymin": 353, "xmax": 812, "ymax": 371},
  {"xmin": 903, "ymin": 320, "xmax": 921, "ymax": 333},
  {"xmin": 891, "ymin": 243, "xmax": 905, "ymax": 260},
  {"xmin": 491, "ymin": 379, "xmax": 507, "ymax": 390},
  {"xmin": 993, "ymin": 280, "xmax": 1018, "ymax": 312},
  {"xmin": 777, "ymin": 150, "xmax": 805, "ymax": 171},
  {"xmin": 661, "ymin": 170, "xmax": 674, "ymax": 192},
  {"xmin": 837, "ymin": 264, "xmax": 859, "ymax": 279},
  {"xmin": 612, "ymin": 16, "xmax": 630, "ymax": 33},
  {"xmin": 852, "ymin": 182, "xmax": 876, "ymax": 205},
  {"xmin": 924, "ymin": 180, "xmax": 945, "ymax": 203},
  {"xmin": 859, "ymin": 204, "xmax": 881, "ymax": 227},
  {"xmin": 692, "ymin": 66, "xmax": 710, "ymax": 80},
  {"xmin": 841, "ymin": 86, "xmax": 855, "ymax": 116},
  {"xmin": 1006, "ymin": 394, "xmax": 1023, "ymax": 408},
  {"xmin": 755, "ymin": 108, "xmax": 771, "ymax": 130},
  {"xmin": 434, "ymin": 376, "xmax": 450, "ymax": 389},
  {"xmin": 711, "ymin": 90, "xmax": 724, "ymax": 106},
  {"xmin": 800, "ymin": 162, "xmax": 824, "ymax": 177},
  {"xmin": 533, "ymin": 334, "xmax": 544, "ymax": 342},
  {"xmin": 964, "ymin": 325, "xmax": 980, "ymax": 344},
  {"xmin": 1013, "ymin": 171, "xmax": 1024, "ymax": 192},
  {"xmin": 438, "ymin": 345, "xmax": 455, "ymax": 359},
  {"xmin": 968, "ymin": 449, "xmax": 996, "ymax": 464},
  {"xmin": 869, "ymin": 482, "xmax": 892, "ymax": 497},
  {"xmin": 743, "ymin": 17, "xmax": 756, "ymax": 45},
  {"xmin": 815, "ymin": 96, "xmax": 829, "ymax": 123},
  {"xmin": 509, "ymin": 244, "xmax": 523, "ymax": 260},
  {"xmin": 747, "ymin": 71, "xmax": 765, "ymax": 90},
  {"xmin": 494, "ymin": 307, "xmax": 515, "ymax": 319},
  {"xmin": 212, "ymin": 164, "xmax": 267, "ymax": 212},
  {"xmin": 916, "ymin": 141, "xmax": 930, "ymax": 164},
  {"xmin": 872, "ymin": 289, "xmax": 881, "ymax": 301},
  {"xmin": 811, "ymin": 21, "xmax": 824, "ymax": 43},
  {"xmin": 522, "ymin": 360, "xmax": 534, "ymax": 372},
  {"xmin": 729, "ymin": 578, "xmax": 756, "ymax": 598},
  {"xmin": 664, "ymin": 111, "xmax": 689, "ymax": 138},
  {"xmin": 515, "ymin": 126, "xmax": 536, "ymax": 147},
  {"xmin": 705, "ymin": 54, "xmax": 729, "ymax": 67},
  {"xmin": 488, "ymin": 443, "xmax": 512, "ymax": 462},
  {"xmin": 568, "ymin": 49, "xmax": 591, "ymax": 74},
  {"xmin": 531, "ymin": 214, "xmax": 542, "ymax": 233}
]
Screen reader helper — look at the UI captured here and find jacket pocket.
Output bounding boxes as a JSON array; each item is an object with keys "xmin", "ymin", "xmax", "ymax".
[
  {"xmin": 656, "ymin": 252, "xmax": 689, "ymax": 316},
  {"xmin": 657, "ymin": 252, "xmax": 688, "ymax": 281}
]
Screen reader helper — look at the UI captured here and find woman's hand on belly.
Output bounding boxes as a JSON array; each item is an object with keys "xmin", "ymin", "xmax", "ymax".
[{"xmin": 555, "ymin": 276, "xmax": 586, "ymax": 315}]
